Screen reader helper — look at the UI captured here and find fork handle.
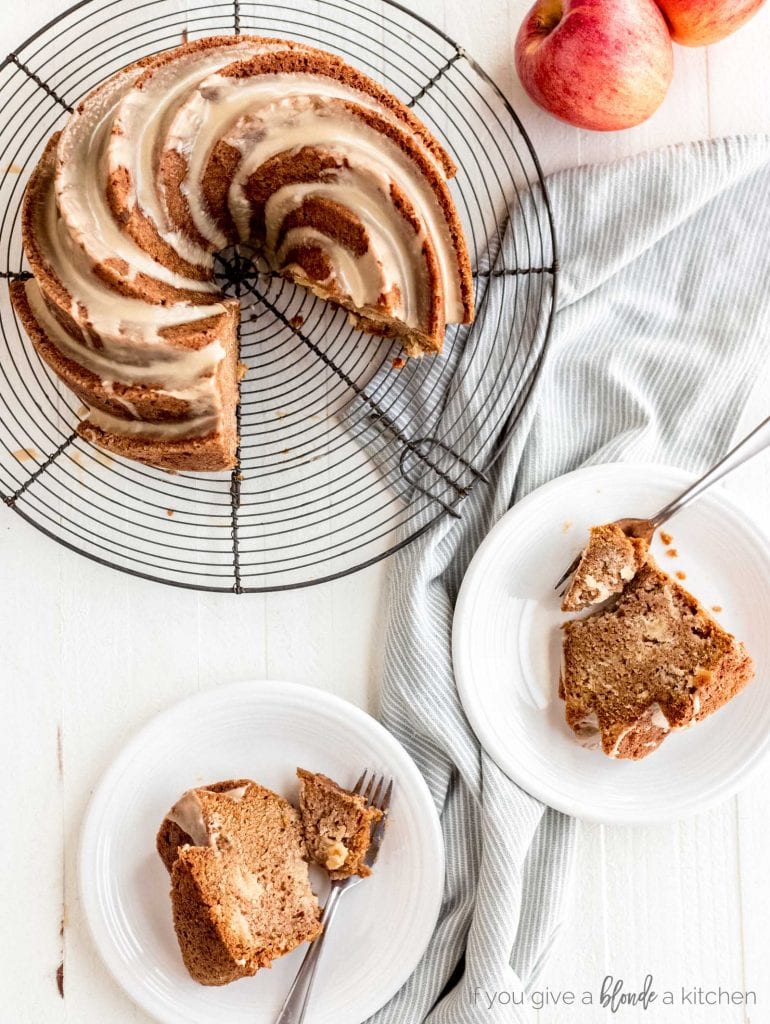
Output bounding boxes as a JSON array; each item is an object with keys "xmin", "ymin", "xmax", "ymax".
[
  {"xmin": 274, "ymin": 887, "xmax": 343, "ymax": 1024},
  {"xmin": 652, "ymin": 414, "xmax": 770, "ymax": 528}
]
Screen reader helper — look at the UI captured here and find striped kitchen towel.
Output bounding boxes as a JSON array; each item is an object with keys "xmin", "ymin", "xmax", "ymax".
[{"xmin": 371, "ymin": 135, "xmax": 770, "ymax": 1023}]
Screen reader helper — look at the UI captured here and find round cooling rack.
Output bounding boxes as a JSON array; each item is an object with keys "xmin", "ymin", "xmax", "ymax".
[{"xmin": 0, "ymin": 0, "xmax": 558, "ymax": 592}]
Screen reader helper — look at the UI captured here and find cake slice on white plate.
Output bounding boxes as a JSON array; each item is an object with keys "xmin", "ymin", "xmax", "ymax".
[{"xmin": 560, "ymin": 559, "xmax": 754, "ymax": 760}]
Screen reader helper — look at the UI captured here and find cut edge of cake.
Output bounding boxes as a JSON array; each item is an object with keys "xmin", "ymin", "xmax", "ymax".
[
  {"xmin": 296, "ymin": 768, "xmax": 383, "ymax": 879},
  {"xmin": 561, "ymin": 522, "xmax": 649, "ymax": 613}
]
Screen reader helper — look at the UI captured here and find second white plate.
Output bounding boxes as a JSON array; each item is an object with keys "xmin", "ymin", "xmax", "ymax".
[
  {"xmin": 453, "ymin": 462, "xmax": 770, "ymax": 824},
  {"xmin": 79, "ymin": 680, "xmax": 444, "ymax": 1024}
]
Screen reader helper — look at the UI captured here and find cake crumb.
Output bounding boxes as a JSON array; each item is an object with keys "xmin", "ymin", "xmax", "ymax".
[
  {"xmin": 4, "ymin": 163, "xmax": 22, "ymax": 175},
  {"xmin": 392, "ymin": 356, "xmax": 406, "ymax": 369},
  {"xmin": 289, "ymin": 315, "xmax": 305, "ymax": 329},
  {"xmin": 666, "ymin": 548, "xmax": 678, "ymax": 558},
  {"xmin": 712, "ymin": 605, "xmax": 723, "ymax": 613},
  {"xmin": 660, "ymin": 531, "xmax": 673, "ymax": 546},
  {"xmin": 12, "ymin": 447, "xmax": 38, "ymax": 462},
  {"xmin": 166, "ymin": 509, "xmax": 174, "ymax": 517},
  {"xmin": 675, "ymin": 571, "xmax": 686, "ymax": 580},
  {"xmin": 562, "ymin": 520, "xmax": 573, "ymax": 533}
]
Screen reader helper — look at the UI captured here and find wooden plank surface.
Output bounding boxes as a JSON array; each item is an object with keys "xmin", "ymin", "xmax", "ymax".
[{"xmin": 1, "ymin": 2, "xmax": 769, "ymax": 1022}]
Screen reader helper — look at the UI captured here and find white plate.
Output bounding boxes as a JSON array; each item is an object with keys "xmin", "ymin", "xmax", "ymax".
[
  {"xmin": 453, "ymin": 463, "xmax": 770, "ymax": 824},
  {"xmin": 79, "ymin": 680, "xmax": 444, "ymax": 1024}
]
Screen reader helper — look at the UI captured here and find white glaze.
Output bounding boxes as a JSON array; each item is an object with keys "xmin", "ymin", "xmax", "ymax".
[
  {"xmin": 86, "ymin": 406, "xmax": 219, "ymax": 440},
  {"xmin": 648, "ymin": 702, "xmax": 671, "ymax": 732},
  {"xmin": 27, "ymin": 280, "xmax": 224, "ymax": 392},
  {"xmin": 56, "ymin": 66, "xmax": 217, "ymax": 294},
  {"xmin": 166, "ymin": 784, "xmax": 251, "ymax": 846},
  {"xmin": 109, "ymin": 41, "xmax": 271, "ymax": 266},
  {"xmin": 38, "ymin": 164, "xmax": 227, "ymax": 345}
]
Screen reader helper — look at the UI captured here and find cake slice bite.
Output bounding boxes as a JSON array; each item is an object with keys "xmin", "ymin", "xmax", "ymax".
[
  {"xmin": 157, "ymin": 779, "xmax": 321, "ymax": 985},
  {"xmin": 561, "ymin": 522, "xmax": 649, "ymax": 612},
  {"xmin": 560, "ymin": 560, "xmax": 754, "ymax": 760},
  {"xmin": 296, "ymin": 768, "xmax": 383, "ymax": 879}
]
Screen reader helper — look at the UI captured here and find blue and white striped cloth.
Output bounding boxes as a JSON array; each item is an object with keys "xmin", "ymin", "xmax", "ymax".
[{"xmin": 372, "ymin": 136, "xmax": 770, "ymax": 1023}]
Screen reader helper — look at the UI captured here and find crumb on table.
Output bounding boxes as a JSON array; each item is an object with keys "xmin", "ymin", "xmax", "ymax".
[
  {"xmin": 12, "ymin": 447, "xmax": 38, "ymax": 462},
  {"xmin": 675, "ymin": 571, "xmax": 686, "ymax": 580},
  {"xmin": 166, "ymin": 509, "xmax": 174, "ymax": 517},
  {"xmin": 712, "ymin": 604, "xmax": 723, "ymax": 613},
  {"xmin": 562, "ymin": 520, "xmax": 572, "ymax": 533},
  {"xmin": 666, "ymin": 548, "xmax": 678, "ymax": 558},
  {"xmin": 660, "ymin": 531, "xmax": 673, "ymax": 546},
  {"xmin": 392, "ymin": 356, "xmax": 406, "ymax": 370}
]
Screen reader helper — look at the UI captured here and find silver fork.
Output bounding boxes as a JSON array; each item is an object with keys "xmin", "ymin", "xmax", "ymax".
[
  {"xmin": 274, "ymin": 770, "xmax": 393, "ymax": 1024},
  {"xmin": 554, "ymin": 413, "xmax": 770, "ymax": 594}
]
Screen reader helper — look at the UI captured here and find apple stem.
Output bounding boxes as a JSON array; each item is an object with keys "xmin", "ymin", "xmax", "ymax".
[{"xmin": 535, "ymin": 0, "xmax": 563, "ymax": 33}]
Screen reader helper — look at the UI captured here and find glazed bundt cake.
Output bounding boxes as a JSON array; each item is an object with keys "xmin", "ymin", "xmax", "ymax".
[{"xmin": 12, "ymin": 36, "xmax": 474, "ymax": 472}]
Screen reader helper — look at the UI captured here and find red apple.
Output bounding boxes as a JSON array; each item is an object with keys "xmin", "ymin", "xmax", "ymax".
[
  {"xmin": 515, "ymin": 0, "xmax": 674, "ymax": 131},
  {"xmin": 655, "ymin": 0, "xmax": 766, "ymax": 46}
]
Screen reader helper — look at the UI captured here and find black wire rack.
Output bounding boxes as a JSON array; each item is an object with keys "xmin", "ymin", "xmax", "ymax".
[{"xmin": 0, "ymin": 0, "xmax": 558, "ymax": 593}]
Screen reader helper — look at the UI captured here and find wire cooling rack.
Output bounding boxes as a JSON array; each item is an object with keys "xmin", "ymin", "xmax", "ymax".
[{"xmin": 0, "ymin": 0, "xmax": 557, "ymax": 592}]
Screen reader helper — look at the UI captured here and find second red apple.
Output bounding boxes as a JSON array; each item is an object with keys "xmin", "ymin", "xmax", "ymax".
[{"xmin": 655, "ymin": 0, "xmax": 766, "ymax": 46}]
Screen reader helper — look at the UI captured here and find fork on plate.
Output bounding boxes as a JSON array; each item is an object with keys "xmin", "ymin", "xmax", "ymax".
[
  {"xmin": 554, "ymin": 413, "xmax": 770, "ymax": 594},
  {"xmin": 274, "ymin": 770, "xmax": 393, "ymax": 1024}
]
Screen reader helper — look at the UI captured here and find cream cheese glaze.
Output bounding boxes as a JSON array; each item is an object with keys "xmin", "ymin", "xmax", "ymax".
[
  {"xmin": 109, "ymin": 41, "xmax": 278, "ymax": 268},
  {"xmin": 167, "ymin": 784, "xmax": 251, "ymax": 847},
  {"xmin": 170, "ymin": 83, "xmax": 463, "ymax": 322},
  {"xmin": 56, "ymin": 66, "xmax": 217, "ymax": 294},
  {"xmin": 38, "ymin": 162, "xmax": 227, "ymax": 346},
  {"xmin": 166, "ymin": 68, "xmax": 390, "ymax": 246},
  {"xmin": 26, "ymin": 280, "xmax": 225, "ymax": 390}
]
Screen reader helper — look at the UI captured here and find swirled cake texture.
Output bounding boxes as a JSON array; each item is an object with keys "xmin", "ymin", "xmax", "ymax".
[{"xmin": 13, "ymin": 36, "xmax": 474, "ymax": 472}]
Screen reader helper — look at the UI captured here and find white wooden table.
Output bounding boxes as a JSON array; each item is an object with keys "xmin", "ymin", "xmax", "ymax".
[{"xmin": 2, "ymin": 2, "xmax": 769, "ymax": 1022}]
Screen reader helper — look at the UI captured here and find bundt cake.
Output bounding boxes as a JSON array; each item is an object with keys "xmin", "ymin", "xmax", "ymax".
[
  {"xmin": 157, "ymin": 779, "xmax": 322, "ymax": 985},
  {"xmin": 560, "ymin": 559, "xmax": 754, "ymax": 760},
  {"xmin": 12, "ymin": 36, "xmax": 474, "ymax": 472},
  {"xmin": 561, "ymin": 522, "xmax": 649, "ymax": 612},
  {"xmin": 296, "ymin": 767, "xmax": 383, "ymax": 879}
]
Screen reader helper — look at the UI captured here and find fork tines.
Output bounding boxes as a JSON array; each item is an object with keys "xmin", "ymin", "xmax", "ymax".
[{"xmin": 353, "ymin": 769, "xmax": 393, "ymax": 814}]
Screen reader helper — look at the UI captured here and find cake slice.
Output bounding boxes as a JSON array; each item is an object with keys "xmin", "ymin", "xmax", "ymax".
[
  {"xmin": 560, "ymin": 560, "xmax": 754, "ymax": 760},
  {"xmin": 561, "ymin": 522, "xmax": 648, "ymax": 612},
  {"xmin": 296, "ymin": 769, "xmax": 382, "ymax": 879},
  {"xmin": 157, "ymin": 779, "xmax": 321, "ymax": 985}
]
